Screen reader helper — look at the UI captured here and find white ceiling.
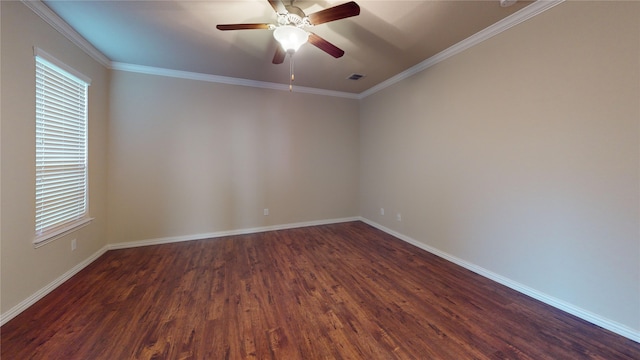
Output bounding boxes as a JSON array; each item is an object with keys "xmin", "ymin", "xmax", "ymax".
[{"xmin": 41, "ymin": 0, "xmax": 535, "ymax": 94}]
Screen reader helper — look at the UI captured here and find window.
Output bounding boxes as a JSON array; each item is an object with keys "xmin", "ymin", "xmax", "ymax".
[{"xmin": 34, "ymin": 48, "xmax": 92, "ymax": 245}]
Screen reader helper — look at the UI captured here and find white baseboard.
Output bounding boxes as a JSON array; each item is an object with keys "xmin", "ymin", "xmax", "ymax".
[
  {"xmin": 4, "ymin": 215, "xmax": 638, "ymax": 344},
  {"xmin": 1, "ymin": 217, "xmax": 359, "ymax": 326},
  {"xmin": 358, "ymin": 217, "xmax": 640, "ymax": 344},
  {"xmin": 107, "ymin": 216, "xmax": 360, "ymax": 250},
  {"xmin": 0, "ymin": 245, "xmax": 109, "ymax": 326}
]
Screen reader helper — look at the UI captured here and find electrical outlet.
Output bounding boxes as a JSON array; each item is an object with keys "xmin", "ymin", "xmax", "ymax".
[
  {"xmin": 264, "ymin": 208, "xmax": 269, "ymax": 216},
  {"xmin": 396, "ymin": 213, "xmax": 402, "ymax": 222},
  {"xmin": 71, "ymin": 239, "xmax": 77, "ymax": 251},
  {"xmin": 380, "ymin": 208, "xmax": 384, "ymax": 215}
]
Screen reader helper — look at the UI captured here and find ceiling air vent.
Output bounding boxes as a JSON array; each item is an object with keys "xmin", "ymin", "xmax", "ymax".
[{"xmin": 347, "ymin": 73, "xmax": 365, "ymax": 81}]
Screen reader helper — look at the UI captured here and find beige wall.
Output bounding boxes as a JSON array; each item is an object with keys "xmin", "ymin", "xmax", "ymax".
[
  {"xmin": 2, "ymin": 0, "xmax": 638, "ymax": 341},
  {"xmin": 1, "ymin": 1, "xmax": 109, "ymax": 313},
  {"xmin": 107, "ymin": 71, "xmax": 359, "ymax": 244},
  {"xmin": 359, "ymin": 1, "xmax": 640, "ymax": 332}
]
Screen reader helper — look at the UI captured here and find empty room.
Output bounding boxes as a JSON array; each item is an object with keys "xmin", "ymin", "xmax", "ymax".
[{"xmin": 1, "ymin": 0, "xmax": 639, "ymax": 358}]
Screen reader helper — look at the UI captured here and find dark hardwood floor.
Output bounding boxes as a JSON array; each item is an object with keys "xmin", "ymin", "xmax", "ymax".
[{"xmin": 2, "ymin": 221, "xmax": 639, "ymax": 359}]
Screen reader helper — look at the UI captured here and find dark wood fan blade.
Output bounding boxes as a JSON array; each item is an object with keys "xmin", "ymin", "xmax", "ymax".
[
  {"xmin": 268, "ymin": 0, "xmax": 286, "ymax": 14},
  {"xmin": 308, "ymin": 33, "xmax": 345, "ymax": 58},
  {"xmin": 307, "ymin": 1, "xmax": 360, "ymax": 25},
  {"xmin": 216, "ymin": 24, "xmax": 271, "ymax": 31},
  {"xmin": 272, "ymin": 45, "xmax": 286, "ymax": 64}
]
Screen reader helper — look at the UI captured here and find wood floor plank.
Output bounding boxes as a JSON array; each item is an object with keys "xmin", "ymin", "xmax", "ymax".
[{"xmin": 2, "ymin": 221, "xmax": 639, "ymax": 359}]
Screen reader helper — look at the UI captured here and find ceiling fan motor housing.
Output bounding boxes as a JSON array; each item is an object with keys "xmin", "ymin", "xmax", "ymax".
[{"xmin": 279, "ymin": 5, "xmax": 309, "ymax": 27}]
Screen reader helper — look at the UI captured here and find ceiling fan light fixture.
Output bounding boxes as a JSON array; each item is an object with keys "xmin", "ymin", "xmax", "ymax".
[{"xmin": 273, "ymin": 25, "xmax": 309, "ymax": 52}]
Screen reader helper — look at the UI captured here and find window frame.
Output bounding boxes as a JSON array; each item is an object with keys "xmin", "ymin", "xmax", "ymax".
[{"xmin": 33, "ymin": 47, "xmax": 93, "ymax": 247}]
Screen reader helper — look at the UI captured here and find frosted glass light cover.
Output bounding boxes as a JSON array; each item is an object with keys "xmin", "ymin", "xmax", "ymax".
[{"xmin": 274, "ymin": 25, "xmax": 309, "ymax": 52}]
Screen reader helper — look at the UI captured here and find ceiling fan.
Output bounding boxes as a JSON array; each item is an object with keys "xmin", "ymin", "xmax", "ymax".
[{"xmin": 216, "ymin": 0, "xmax": 360, "ymax": 65}]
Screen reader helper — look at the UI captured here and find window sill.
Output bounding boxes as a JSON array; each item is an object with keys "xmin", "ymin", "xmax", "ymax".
[{"xmin": 33, "ymin": 217, "xmax": 94, "ymax": 248}]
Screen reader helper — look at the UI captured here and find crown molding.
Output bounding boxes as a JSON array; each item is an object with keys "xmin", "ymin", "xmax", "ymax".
[
  {"xmin": 111, "ymin": 62, "xmax": 360, "ymax": 99},
  {"xmin": 22, "ymin": 0, "xmax": 562, "ymax": 100},
  {"xmin": 358, "ymin": 0, "xmax": 565, "ymax": 99},
  {"xmin": 21, "ymin": 0, "xmax": 110, "ymax": 68}
]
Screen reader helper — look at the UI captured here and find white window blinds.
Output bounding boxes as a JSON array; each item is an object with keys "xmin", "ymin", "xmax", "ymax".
[{"xmin": 35, "ymin": 52, "xmax": 91, "ymax": 244}]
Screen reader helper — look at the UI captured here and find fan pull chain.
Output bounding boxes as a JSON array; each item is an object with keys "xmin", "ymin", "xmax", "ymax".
[{"xmin": 289, "ymin": 54, "xmax": 294, "ymax": 92}]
